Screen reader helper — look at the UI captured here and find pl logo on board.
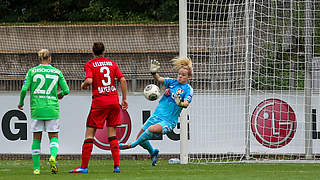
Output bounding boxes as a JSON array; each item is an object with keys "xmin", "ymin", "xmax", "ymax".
[{"xmin": 251, "ymin": 99, "xmax": 297, "ymax": 148}]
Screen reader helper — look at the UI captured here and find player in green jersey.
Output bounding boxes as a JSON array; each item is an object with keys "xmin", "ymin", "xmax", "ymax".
[{"xmin": 18, "ymin": 49, "xmax": 70, "ymax": 175}]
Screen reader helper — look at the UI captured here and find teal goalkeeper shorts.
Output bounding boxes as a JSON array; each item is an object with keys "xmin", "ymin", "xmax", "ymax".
[{"xmin": 141, "ymin": 115, "xmax": 176, "ymax": 134}]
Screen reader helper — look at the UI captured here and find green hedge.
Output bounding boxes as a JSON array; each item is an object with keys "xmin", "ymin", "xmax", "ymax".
[{"xmin": 0, "ymin": 0, "xmax": 178, "ymax": 23}]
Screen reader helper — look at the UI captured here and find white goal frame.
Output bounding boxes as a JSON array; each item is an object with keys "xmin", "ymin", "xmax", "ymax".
[{"xmin": 180, "ymin": 0, "xmax": 320, "ymax": 163}]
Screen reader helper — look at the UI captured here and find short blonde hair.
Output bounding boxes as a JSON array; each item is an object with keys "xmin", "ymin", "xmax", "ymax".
[
  {"xmin": 171, "ymin": 57, "xmax": 193, "ymax": 76},
  {"xmin": 38, "ymin": 49, "xmax": 51, "ymax": 61}
]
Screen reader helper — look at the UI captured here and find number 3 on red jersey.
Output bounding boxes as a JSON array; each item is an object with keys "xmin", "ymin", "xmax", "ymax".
[{"xmin": 100, "ymin": 67, "xmax": 111, "ymax": 86}]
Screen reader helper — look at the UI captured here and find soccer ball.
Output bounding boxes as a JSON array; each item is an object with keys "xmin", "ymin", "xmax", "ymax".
[{"xmin": 144, "ymin": 84, "xmax": 161, "ymax": 101}]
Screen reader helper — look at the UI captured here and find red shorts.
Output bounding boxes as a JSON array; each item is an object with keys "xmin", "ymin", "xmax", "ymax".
[{"xmin": 86, "ymin": 104, "xmax": 121, "ymax": 129}]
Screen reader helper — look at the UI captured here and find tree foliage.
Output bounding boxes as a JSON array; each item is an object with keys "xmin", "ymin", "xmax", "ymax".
[{"xmin": 0, "ymin": 0, "xmax": 178, "ymax": 22}]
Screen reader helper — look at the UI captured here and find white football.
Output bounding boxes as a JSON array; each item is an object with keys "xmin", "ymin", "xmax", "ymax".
[{"xmin": 144, "ymin": 84, "xmax": 161, "ymax": 101}]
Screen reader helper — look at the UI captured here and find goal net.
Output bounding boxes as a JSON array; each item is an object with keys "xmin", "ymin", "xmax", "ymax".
[{"xmin": 187, "ymin": 0, "xmax": 320, "ymax": 163}]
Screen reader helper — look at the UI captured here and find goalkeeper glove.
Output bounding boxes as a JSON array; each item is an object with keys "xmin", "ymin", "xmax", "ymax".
[
  {"xmin": 174, "ymin": 94, "xmax": 184, "ymax": 107},
  {"xmin": 150, "ymin": 59, "xmax": 160, "ymax": 74}
]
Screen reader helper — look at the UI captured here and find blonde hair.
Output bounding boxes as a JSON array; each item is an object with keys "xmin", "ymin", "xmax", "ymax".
[
  {"xmin": 171, "ymin": 57, "xmax": 193, "ymax": 76},
  {"xmin": 38, "ymin": 49, "xmax": 51, "ymax": 61}
]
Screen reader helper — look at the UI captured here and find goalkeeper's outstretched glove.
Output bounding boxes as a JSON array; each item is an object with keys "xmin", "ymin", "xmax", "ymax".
[
  {"xmin": 174, "ymin": 94, "xmax": 184, "ymax": 107},
  {"xmin": 150, "ymin": 59, "xmax": 160, "ymax": 74}
]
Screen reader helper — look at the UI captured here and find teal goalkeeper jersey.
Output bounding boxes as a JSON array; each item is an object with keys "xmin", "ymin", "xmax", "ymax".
[{"xmin": 19, "ymin": 64, "xmax": 70, "ymax": 120}]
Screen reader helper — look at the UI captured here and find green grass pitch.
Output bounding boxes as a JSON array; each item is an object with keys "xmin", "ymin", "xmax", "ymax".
[{"xmin": 0, "ymin": 159, "xmax": 319, "ymax": 180}]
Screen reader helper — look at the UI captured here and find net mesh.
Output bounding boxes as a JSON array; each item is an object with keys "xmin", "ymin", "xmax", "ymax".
[{"xmin": 188, "ymin": 0, "xmax": 320, "ymax": 163}]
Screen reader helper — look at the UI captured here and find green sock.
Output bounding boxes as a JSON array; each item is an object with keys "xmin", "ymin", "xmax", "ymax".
[
  {"xmin": 32, "ymin": 139, "xmax": 41, "ymax": 170},
  {"xmin": 49, "ymin": 137, "xmax": 59, "ymax": 159}
]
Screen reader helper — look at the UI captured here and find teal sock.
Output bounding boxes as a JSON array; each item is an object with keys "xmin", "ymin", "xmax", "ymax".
[
  {"xmin": 49, "ymin": 137, "xmax": 59, "ymax": 159},
  {"xmin": 139, "ymin": 140, "xmax": 155, "ymax": 155},
  {"xmin": 32, "ymin": 139, "xmax": 41, "ymax": 170},
  {"xmin": 130, "ymin": 129, "xmax": 157, "ymax": 148}
]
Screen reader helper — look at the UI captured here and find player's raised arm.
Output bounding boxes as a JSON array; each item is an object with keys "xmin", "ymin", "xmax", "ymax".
[{"xmin": 150, "ymin": 59, "xmax": 164, "ymax": 83}]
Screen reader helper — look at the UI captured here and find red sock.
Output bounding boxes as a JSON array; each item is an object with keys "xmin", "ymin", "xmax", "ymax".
[
  {"xmin": 81, "ymin": 138, "xmax": 93, "ymax": 168},
  {"xmin": 108, "ymin": 136, "xmax": 119, "ymax": 167}
]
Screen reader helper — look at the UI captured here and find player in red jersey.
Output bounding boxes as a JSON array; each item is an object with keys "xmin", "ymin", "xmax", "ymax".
[{"xmin": 69, "ymin": 42, "xmax": 128, "ymax": 173}]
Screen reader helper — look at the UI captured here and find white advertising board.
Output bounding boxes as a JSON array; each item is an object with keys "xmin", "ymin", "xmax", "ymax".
[{"xmin": 1, "ymin": 92, "xmax": 320, "ymax": 155}]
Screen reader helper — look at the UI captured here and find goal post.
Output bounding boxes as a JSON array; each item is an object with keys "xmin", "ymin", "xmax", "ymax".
[
  {"xmin": 179, "ymin": 0, "xmax": 189, "ymax": 165},
  {"xmin": 304, "ymin": 0, "xmax": 313, "ymax": 160}
]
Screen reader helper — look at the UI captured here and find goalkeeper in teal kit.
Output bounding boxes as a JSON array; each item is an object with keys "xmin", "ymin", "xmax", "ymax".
[
  {"xmin": 18, "ymin": 49, "xmax": 70, "ymax": 175},
  {"xmin": 120, "ymin": 57, "xmax": 193, "ymax": 166}
]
